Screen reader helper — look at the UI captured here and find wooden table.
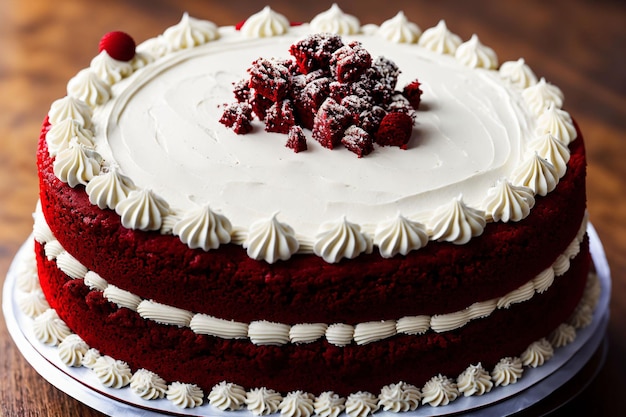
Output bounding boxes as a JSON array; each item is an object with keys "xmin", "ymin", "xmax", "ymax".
[{"xmin": 1, "ymin": 0, "xmax": 624, "ymax": 415}]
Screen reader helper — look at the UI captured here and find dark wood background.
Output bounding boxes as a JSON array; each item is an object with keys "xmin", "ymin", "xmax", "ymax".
[{"xmin": 1, "ymin": 0, "xmax": 624, "ymax": 415}]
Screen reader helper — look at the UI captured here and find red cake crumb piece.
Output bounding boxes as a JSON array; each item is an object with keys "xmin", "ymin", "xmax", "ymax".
[
  {"xmin": 292, "ymin": 77, "xmax": 331, "ymax": 130},
  {"xmin": 286, "ymin": 126, "xmax": 307, "ymax": 153},
  {"xmin": 248, "ymin": 58, "xmax": 291, "ymax": 102},
  {"xmin": 312, "ymin": 98, "xmax": 353, "ymax": 149},
  {"xmin": 233, "ymin": 79, "xmax": 251, "ymax": 103},
  {"xmin": 265, "ymin": 100, "xmax": 296, "ymax": 134},
  {"xmin": 342, "ymin": 125, "xmax": 373, "ymax": 157},
  {"xmin": 219, "ymin": 103, "xmax": 253, "ymax": 134},
  {"xmin": 98, "ymin": 31, "xmax": 136, "ymax": 61},
  {"xmin": 403, "ymin": 79, "xmax": 423, "ymax": 109},
  {"xmin": 359, "ymin": 106, "xmax": 387, "ymax": 135},
  {"xmin": 375, "ymin": 112, "xmax": 414, "ymax": 149},
  {"xmin": 289, "ymin": 33, "xmax": 345, "ymax": 74},
  {"xmin": 250, "ymin": 93, "xmax": 274, "ymax": 120},
  {"xmin": 331, "ymin": 41, "xmax": 372, "ymax": 83}
]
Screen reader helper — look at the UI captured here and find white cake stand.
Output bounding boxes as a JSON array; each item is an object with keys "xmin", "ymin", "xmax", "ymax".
[{"xmin": 3, "ymin": 225, "xmax": 611, "ymax": 417}]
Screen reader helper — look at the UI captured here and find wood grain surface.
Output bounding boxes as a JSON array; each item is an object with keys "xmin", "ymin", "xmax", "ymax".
[{"xmin": 1, "ymin": 0, "xmax": 624, "ymax": 416}]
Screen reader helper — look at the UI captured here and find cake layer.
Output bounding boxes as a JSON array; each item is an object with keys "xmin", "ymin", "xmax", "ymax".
[
  {"xmin": 37, "ymin": 127, "xmax": 587, "ymax": 324},
  {"xmin": 35, "ymin": 239, "xmax": 591, "ymax": 396}
]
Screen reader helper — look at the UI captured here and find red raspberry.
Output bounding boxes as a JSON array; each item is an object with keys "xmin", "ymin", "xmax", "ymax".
[
  {"xmin": 375, "ymin": 112, "xmax": 413, "ymax": 149},
  {"xmin": 286, "ymin": 126, "xmax": 307, "ymax": 153},
  {"xmin": 98, "ymin": 31, "xmax": 136, "ymax": 61},
  {"xmin": 403, "ymin": 79, "xmax": 423, "ymax": 109},
  {"xmin": 342, "ymin": 125, "xmax": 374, "ymax": 157}
]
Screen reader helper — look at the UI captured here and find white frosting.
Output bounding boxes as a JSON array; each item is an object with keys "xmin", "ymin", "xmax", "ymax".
[
  {"xmin": 290, "ymin": 323, "xmax": 328, "ymax": 344},
  {"xmin": 378, "ymin": 382, "xmax": 421, "ymax": 412},
  {"xmin": 114, "ymin": 188, "xmax": 169, "ymax": 231},
  {"xmin": 496, "ymin": 280, "xmax": 536, "ymax": 309},
  {"xmin": 56, "ymin": 251, "xmax": 88, "ymax": 279},
  {"xmin": 430, "ymin": 195, "xmax": 486, "ymax": 244},
  {"xmin": 499, "ymin": 58, "xmax": 537, "ymax": 89},
  {"xmin": 377, "ymin": 12, "xmax": 421, "ymax": 44},
  {"xmin": 190, "ymin": 313, "xmax": 249, "ymax": 339},
  {"xmin": 48, "ymin": 96, "xmax": 92, "ymax": 128},
  {"xmin": 520, "ymin": 338, "xmax": 554, "ymax": 368},
  {"xmin": 421, "ymin": 375, "xmax": 458, "ymax": 407},
  {"xmin": 86, "ymin": 165, "xmax": 136, "ymax": 210},
  {"xmin": 173, "ymin": 205, "xmax": 232, "ymax": 251},
  {"xmin": 53, "ymin": 141, "xmax": 101, "ymax": 188},
  {"xmin": 353, "ymin": 320, "xmax": 396, "ymax": 345},
  {"xmin": 310, "ymin": 4, "xmax": 360, "ymax": 35},
  {"xmin": 58, "ymin": 334, "xmax": 90, "ymax": 367},
  {"xmin": 208, "ymin": 381, "xmax": 247, "ymax": 411},
  {"xmin": 67, "ymin": 68, "xmax": 112, "ymax": 108},
  {"xmin": 44, "ymin": 239, "xmax": 64, "ymax": 260},
  {"xmin": 50, "ymin": 20, "xmax": 574, "ymax": 260},
  {"xmin": 90, "ymin": 51, "xmax": 133, "ymax": 85},
  {"xmin": 241, "ymin": 6, "xmax": 290, "ymax": 38},
  {"xmin": 130, "ymin": 369, "xmax": 167, "ymax": 400},
  {"xmin": 17, "ymin": 289, "xmax": 50, "ymax": 318},
  {"xmin": 84, "ymin": 270, "xmax": 109, "ymax": 291},
  {"xmin": 244, "ymin": 214, "xmax": 299, "ymax": 263},
  {"xmin": 536, "ymin": 103, "xmax": 578, "ymax": 145},
  {"xmin": 92, "ymin": 355, "xmax": 132, "ymax": 389},
  {"xmin": 532, "ymin": 267, "xmax": 555, "ymax": 294},
  {"xmin": 279, "ymin": 391, "xmax": 315, "ymax": 417},
  {"xmin": 512, "ymin": 153, "xmax": 559, "ymax": 196},
  {"xmin": 246, "ymin": 387, "xmax": 283, "ymax": 416},
  {"xmin": 162, "ymin": 13, "xmax": 219, "ymax": 52},
  {"xmin": 522, "ymin": 78, "xmax": 564, "ymax": 115},
  {"xmin": 530, "ymin": 132, "xmax": 570, "ymax": 178},
  {"xmin": 313, "ymin": 218, "xmax": 372, "ymax": 263},
  {"xmin": 344, "ymin": 392, "xmax": 379, "ymax": 417},
  {"xmin": 81, "ymin": 348, "xmax": 101, "ymax": 369},
  {"xmin": 166, "ymin": 382, "xmax": 204, "ymax": 408},
  {"xmin": 374, "ymin": 215, "xmax": 428, "ymax": 258},
  {"xmin": 104, "ymin": 285, "xmax": 142, "ymax": 310},
  {"xmin": 325, "ymin": 323, "xmax": 355, "ymax": 347},
  {"xmin": 248, "ymin": 320, "xmax": 291, "ymax": 345},
  {"xmin": 455, "ymin": 34, "xmax": 498, "ymax": 69},
  {"xmin": 396, "ymin": 316, "xmax": 430, "ymax": 335},
  {"xmin": 46, "ymin": 118, "xmax": 95, "ymax": 157},
  {"xmin": 457, "ymin": 363, "xmax": 493, "ymax": 397},
  {"xmin": 484, "ymin": 180, "xmax": 535, "ymax": 223},
  {"xmin": 418, "ymin": 20, "xmax": 461, "ymax": 54},
  {"xmin": 137, "ymin": 299, "xmax": 193, "ymax": 327},
  {"xmin": 314, "ymin": 392, "xmax": 346, "ymax": 417},
  {"xmin": 549, "ymin": 323, "xmax": 576, "ymax": 348},
  {"xmin": 32, "ymin": 308, "xmax": 72, "ymax": 345},
  {"xmin": 491, "ymin": 357, "xmax": 523, "ymax": 387}
]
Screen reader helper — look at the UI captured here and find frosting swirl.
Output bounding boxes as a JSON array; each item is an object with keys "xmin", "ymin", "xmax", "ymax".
[
  {"xmin": 17, "ymin": 289, "xmax": 50, "ymax": 318},
  {"xmin": 378, "ymin": 382, "xmax": 421, "ymax": 412},
  {"xmin": 53, "ymin": 141, "xmax": 101, "ymax": 188},
  {"xmin": 241, "ymin": 6, "xmax": 290, "ymax": 38},
  {"xmin": 512, "ymin": 153, "xmax": 559, "ymax": 196},
  {"xmin": 46, "ymin": 118, "xmax": 95, "ymax": 157},
  {"xmin": 244, "ymin": 214, "xmax": 299, "ymax": 263},
  {"xmin": 173, "ymin": 205, "xmax": 232, "ymax": 251},
  {"xmin": 536, "ymin": 103, "xmax": 577, "ymax": 145},
  {"xmin": 85, "ymin": 166, "xmax": 136, "ymax": 210},
  {"xmin": 166, "ymin": 382, "xmax": 204, "ymax": 408},
  {"xmin": 491, "ymin": 357, "xmax": 523, "ymax": 387},
  {"xmin": 137, "ymin": 299, "xmax": 193, "ymax": 327},
  {"xmin": 32, "ymin": 308, "xmax": 72, "ymax": 346},
  {"xmin": 314, "ymin": 218, "xmax": 372, "ymax": 263},
  {"xmin": 58, "ymin": 334, "xmax": 90, "ymax": 367},
  {"xmin": 48, "ymin": 96, "xmax": 92, "ymax": 128},
  {"xmin": 246, "ymin": 387, "xmax": 283, "ymax": 416},
  {"xmin": 130, "ymin": 369, "xmax": 167, "ymax": 400},
  {"xmin": 67, "ymin": 68, "xmax": 112, "ymax": 108},
  {"xmin": 374, "ymin": 215, "xmax": 428, "ymax": 258},
  {"xmin": 529, "ymin": 132, "xmax": 571, "ymax": 178},
  {"xmin": 484, "ymin": 180, "xmax": 535, "ymax": 223},
  {"xmin": 115, "ymin": 188, "xmax": 170, "ymax": 231},
  {"xmin": 457, "ymin": 363, "xmax": 493, "ymax": 397},
  {"xmin": 377, "ymin": 12, "xmax": 421, "ymax": 44},
  {"xmin": 279, "ymin": 391, "xmax": 315, "ymax": 417},
  {"xmin": 93, "ymin": 355, "xmax": 132, "ymax": 389},
  {"xmin": 90, "ymin": 51, "xmax": 133, "ymax": 85},
  {"xmin": 248, "ymin": 320, "xmax": 291, "ymax": 345},
  {"xmin": 521, "ymin": 338, "xmax": 554, "ymax": 368},
  {"xmin": 430, "ymin": 195, "xmax": 486, "ymax": 244},
  {"xmin": 499, "ymin": 58, "xmax": 538, "ymax": 89},
  {"xmin": 344, "ymin": 392, "xmax": 379, "ymax": 417},
  {"xmin": 455, "ymin": 34, "xmax": 498, "ymax": 69},
  {"xmin": 418, "ymin": 20, "xmax": 461, "ymax": 54},
  {"xmin": 522, "ymin": 77, "xmax": 564, "ymax": 115},
  {"xmin": 421, "ymin": 375, "xmax": 459, "ymax": 407},
  {"xmin": 208, "ymin": 381, "xmax": 247, "ymax": 411},
  {"xmin": 310, "ymin": 4, "xmax": 360, "ymax": 35},
  {"xmin": 314, "ymin": 392, "xmax": 346, "ymax": 417},
  {"xmin": 163, "ymin": 13, "xmax": 219, "ymax": 51}
]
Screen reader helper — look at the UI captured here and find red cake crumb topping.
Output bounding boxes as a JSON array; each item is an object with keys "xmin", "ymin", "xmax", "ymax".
[
  {"xmin": 286, "ymin": 126, "xmax": 307, "ymax": 153},
  {"xmin": 219, "ymin": 34, "xmax": 422, "ymax": 156},
  {"xmin": 98, "ymin": 31, "xmax": 136, "ymax": 62}
]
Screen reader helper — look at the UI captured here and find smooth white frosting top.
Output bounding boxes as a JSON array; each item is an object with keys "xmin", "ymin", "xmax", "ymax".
[{"xmin": 48, "ymin": 9, "xmax": 576, "ymax": 261}]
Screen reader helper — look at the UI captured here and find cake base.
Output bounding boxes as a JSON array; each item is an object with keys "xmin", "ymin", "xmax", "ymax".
[{"xmin": 3, "ymin": 225, "xmax": 610, "ymax": 417}]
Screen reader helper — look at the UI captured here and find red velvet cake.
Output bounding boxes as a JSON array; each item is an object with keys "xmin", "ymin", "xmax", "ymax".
[{"xmin": 19, "ymin": 5, "xmax": 599, "ymax": 415}]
